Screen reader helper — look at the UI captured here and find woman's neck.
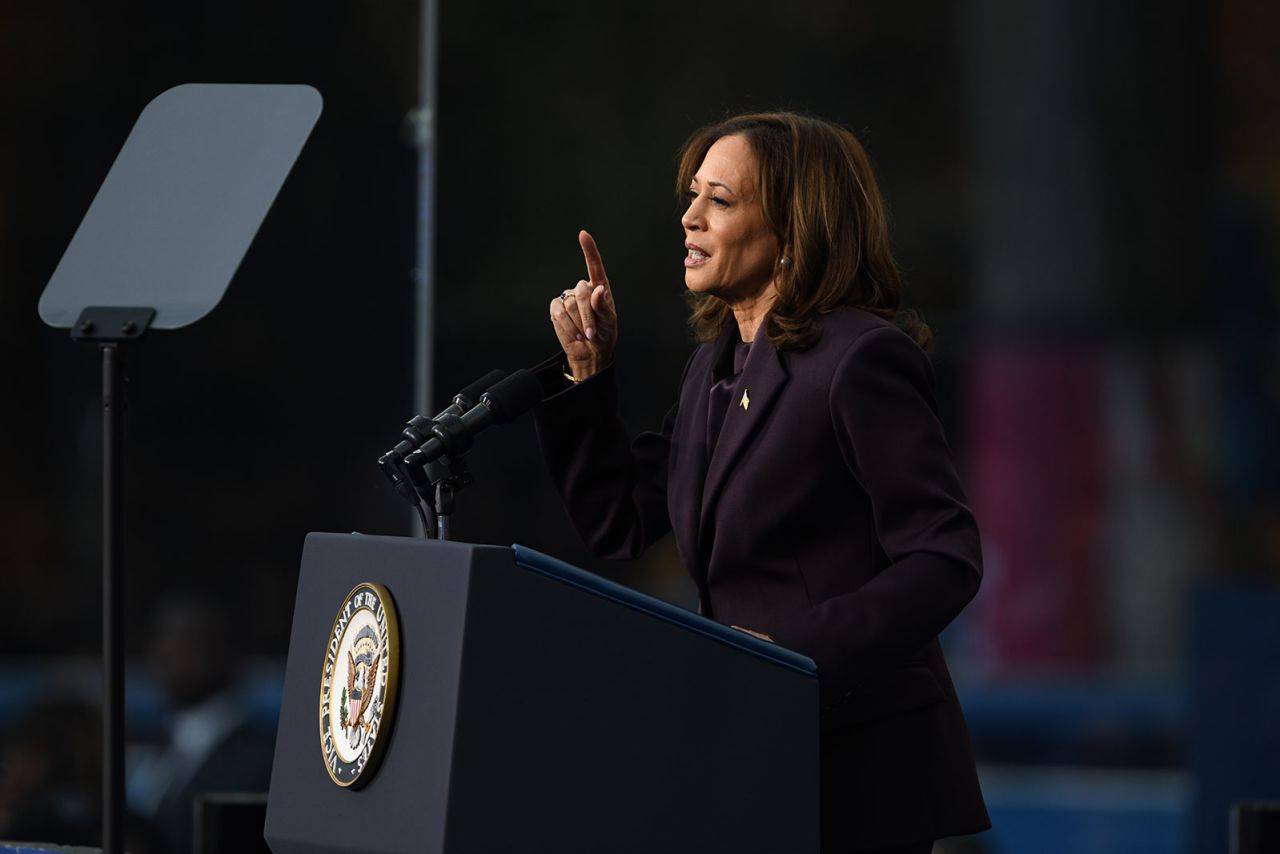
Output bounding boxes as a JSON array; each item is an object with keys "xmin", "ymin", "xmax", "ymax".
[{"xmin": 727, "ymin": 282, "xmax": 778, "ymax": 342}]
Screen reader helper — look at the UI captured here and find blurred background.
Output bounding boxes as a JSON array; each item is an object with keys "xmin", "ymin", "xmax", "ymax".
[{"xmin": 1, "ymin": 0, "xmax": 1278, "ymax": 851}]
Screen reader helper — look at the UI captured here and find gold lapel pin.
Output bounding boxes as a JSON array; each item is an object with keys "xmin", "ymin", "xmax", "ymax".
[{"xmin": 740, "ymin": 389, "xmax": 750, "ymax": 411}]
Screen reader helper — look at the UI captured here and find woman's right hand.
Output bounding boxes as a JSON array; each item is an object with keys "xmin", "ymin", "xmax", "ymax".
[{"xmin": 549, "ymin": 230, "xmax": 618, "ymax": 381}]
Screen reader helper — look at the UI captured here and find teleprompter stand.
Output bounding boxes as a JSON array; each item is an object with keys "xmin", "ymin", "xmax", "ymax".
[
  {"xmin": 39, "ymin": 84, "xmax": 322, "ymax": 854},
  {"xmin": 70, "ymin": 306, "xmax": 154, "ymax": 854}
]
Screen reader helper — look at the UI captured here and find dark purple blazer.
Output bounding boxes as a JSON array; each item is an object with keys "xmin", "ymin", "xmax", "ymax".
[{"xmin": 533, "ymin": 307, "xmax": 990, "ymax": 850}]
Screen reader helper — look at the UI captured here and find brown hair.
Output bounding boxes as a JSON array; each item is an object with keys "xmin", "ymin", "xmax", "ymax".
[{"xmin": 676, "ymin": 112, "xmax": 932, "ymax": 351}]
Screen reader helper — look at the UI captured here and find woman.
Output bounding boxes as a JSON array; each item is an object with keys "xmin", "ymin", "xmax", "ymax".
[{"xmin": 534, "ymin": 112, "xmax": 989, "ymax": 853}]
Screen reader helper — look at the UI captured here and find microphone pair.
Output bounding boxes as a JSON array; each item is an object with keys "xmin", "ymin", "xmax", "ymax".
[{"xmin": 378, "ymin": 368, "xmax": 544, "ymax": 504}]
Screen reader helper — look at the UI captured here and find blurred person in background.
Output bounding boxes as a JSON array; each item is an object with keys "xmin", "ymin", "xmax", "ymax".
[
  {"xmin": 0, "ymin": 699, "xmax": 99, "ymax": 845},
  {"xmin": 127, "ymin": 592, "xmax": 274, "ymax": 854},
  {"xmin": 0, "ymin": 698, "xmax": 163, "ymax": 853},
  {"xmin": 535, "ymin": 112, "xmax": 988, "ymax": 853}
]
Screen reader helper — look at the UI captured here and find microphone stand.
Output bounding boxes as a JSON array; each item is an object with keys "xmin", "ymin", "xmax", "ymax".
[
  {"xmin": 379, "ymin": 372, "xmax": 505, "ymax": 540},
  {"xmin": 386, "ymin": 442, "xmax": 474, "ymax": 541},
  {"xmin": 380, "ymin": 369, "xmax": 541, "ymax": 541},
  {"xmin": 414, "ymin": 455, "xmax": 473, "ymax": 541}
]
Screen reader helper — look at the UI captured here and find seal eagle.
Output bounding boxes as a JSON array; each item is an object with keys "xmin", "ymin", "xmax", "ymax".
[{"xmin": 346, "ymin": 650, "xmax": 380, "ymax": 731}]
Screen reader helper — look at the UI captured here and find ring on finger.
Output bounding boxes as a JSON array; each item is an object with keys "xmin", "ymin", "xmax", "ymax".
[{"xmin": 560, "ymin": 290, "xmax": 574, "ymax": 302}]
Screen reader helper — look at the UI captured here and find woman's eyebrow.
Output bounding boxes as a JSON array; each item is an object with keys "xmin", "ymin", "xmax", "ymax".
[{"xmin": 690, "ymin": 176, "xmax": 738, "ymax": 195}]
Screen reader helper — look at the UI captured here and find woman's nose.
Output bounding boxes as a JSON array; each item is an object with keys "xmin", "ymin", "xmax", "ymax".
[{"xmin": 681, "ymin": 200, "xmax": 704, "ymax": 231}]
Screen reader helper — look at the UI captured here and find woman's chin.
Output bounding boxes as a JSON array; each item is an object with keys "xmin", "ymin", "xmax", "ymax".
[{"xmin": 683, "ymin": 270, "xmax": 718, "ymax": 294}]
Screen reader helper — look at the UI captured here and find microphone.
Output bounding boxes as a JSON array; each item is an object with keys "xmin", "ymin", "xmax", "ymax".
[
  {"xmin": 379, "ymin": 369, "xmax": 506, "ymax": 500},
  {"xmin": 404, "ymin": 369, "xmax": 544, "ymax": 467}
]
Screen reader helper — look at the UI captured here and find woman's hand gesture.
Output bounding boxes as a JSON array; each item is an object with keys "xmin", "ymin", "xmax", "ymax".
[{"xmin": 549, "ymin": 230, "xmax": 618, "ymax": 381}]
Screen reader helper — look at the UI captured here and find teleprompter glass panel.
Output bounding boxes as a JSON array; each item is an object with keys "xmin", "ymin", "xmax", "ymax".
[{"xmin": 40, "ymin": 83, "xmax": 322, "ymax": 329}]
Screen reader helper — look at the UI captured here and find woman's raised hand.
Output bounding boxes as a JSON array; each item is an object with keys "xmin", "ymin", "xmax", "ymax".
[{"xmin": 549, "ymin": 230, "xmax": 618, "ymax": 381}]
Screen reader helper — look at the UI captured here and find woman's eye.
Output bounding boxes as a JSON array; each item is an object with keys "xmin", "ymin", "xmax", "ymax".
[{"xmin": 685, "ymin": 189, "xmax": 729, "ymax": 208}]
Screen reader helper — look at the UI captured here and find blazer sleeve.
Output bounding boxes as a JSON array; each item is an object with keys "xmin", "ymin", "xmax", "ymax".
[
  {"xmin": 532, "ymin": 355, "xmax": 688, "ymax": 560},
  {"xmin": 771, "ymin": 326, "xmax": 983, "ymax": 700}
]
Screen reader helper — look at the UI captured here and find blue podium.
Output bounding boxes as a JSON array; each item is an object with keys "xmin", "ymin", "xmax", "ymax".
[{"xmin": 264, "ymin": 534, "xmax": 818, "ymax": 853}]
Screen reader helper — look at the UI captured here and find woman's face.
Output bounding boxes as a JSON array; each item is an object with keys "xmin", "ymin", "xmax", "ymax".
[{"xmin": 682, "ymin": 134, "xmax": 781, "ymax": 303}]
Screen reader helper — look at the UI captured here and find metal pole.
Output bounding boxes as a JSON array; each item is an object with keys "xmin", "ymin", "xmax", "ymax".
[
  {"xmin": 102, "ymin": 342, "xmax": 125, "ymax": 854},
  {"xmin": 411, "ymin": 0, "xmax": 440, "ymax": 535}
]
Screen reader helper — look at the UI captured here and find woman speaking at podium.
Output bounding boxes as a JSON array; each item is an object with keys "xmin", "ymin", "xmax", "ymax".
[{"xmin": 534, "ymin": 112, "xmax": 989, "ymax": 853}]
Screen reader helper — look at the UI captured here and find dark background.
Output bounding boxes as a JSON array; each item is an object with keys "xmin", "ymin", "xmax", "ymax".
[{"xmin": 1, "ymin": 1, "xmax": 1278, "ymax": 852}]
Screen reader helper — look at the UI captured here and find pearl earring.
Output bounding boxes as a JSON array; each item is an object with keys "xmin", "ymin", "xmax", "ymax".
[{"xmin": 779, "ymin": 256, "xmax": 790, "ymax": 267}]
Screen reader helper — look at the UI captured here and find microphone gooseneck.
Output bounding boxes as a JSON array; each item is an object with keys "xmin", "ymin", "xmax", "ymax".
[
  {"xmin": 406, "ymin": 369, "xmax": 544, "ymax": 467},
  {"xmin": 377, "ymin": 366, "xmax": 544, "ymax": 539},
  {"xmin": 378, "ymin": 368, "xmax": 507, "ymax": 501}
]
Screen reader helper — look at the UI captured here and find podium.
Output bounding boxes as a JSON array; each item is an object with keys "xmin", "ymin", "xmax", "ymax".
[{"xmin": 265, "ymin": 534, "xmax": 819, "ymax": 853}]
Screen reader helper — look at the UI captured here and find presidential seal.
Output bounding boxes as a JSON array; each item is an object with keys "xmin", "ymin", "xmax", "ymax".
[{"xmin": 318, "ymin": 582, "xmax": 400, "ymax": 788}]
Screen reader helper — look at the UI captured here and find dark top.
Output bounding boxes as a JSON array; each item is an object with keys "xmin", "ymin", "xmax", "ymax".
[
  {"xmin": 532, "ymin": 307, "xmax": 990, "ymax": 850},
  {"xmin": 707, "ymin": 338, "xmax": 751, "ymax": 453}
]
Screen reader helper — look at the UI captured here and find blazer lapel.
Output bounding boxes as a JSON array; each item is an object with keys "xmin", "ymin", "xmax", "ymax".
[
  {"xmin": 699, "ymin": 333, "xmax": 789, "ymax": 537},
  {"xmin": 667, "ymin": 332, "xmax": 724, "ymax": 582}
]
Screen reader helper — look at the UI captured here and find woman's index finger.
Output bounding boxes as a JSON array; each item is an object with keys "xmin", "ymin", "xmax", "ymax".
[{"xmin": 579, "ymin": 230, "xmax": 609, "ymax": 287}]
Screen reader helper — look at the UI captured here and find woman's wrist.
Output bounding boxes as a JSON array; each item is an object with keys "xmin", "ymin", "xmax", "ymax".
[{"xmin": 565, "ymin": 356, "xmax": 612, "ymax": 383}]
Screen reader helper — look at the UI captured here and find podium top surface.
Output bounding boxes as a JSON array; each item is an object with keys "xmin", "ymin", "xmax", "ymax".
[
  {"xmin": 513, "ymin": 544, "xmax": 816, "ymax": 676},
  {"xmin": 39, "ymin": 83, "xmax": 322, "ymax": 330}
]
